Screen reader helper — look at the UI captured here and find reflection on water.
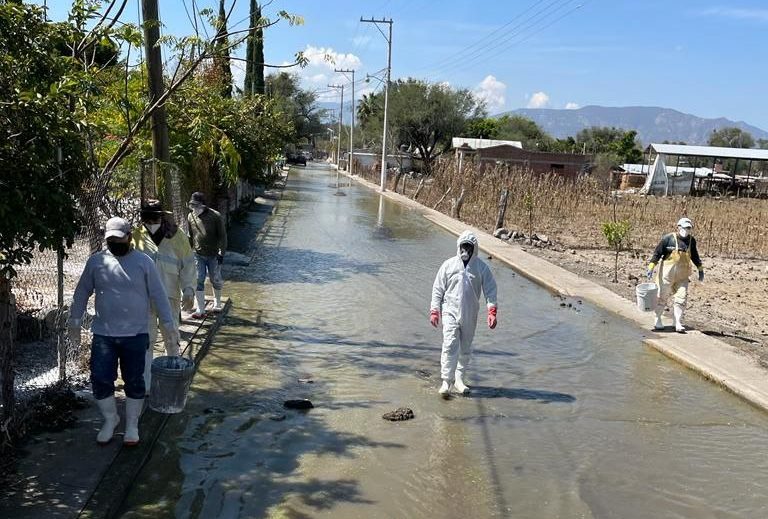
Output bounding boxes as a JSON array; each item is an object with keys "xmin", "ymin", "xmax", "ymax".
[{"xmin": 121, "ymin": 165, "xmax": 768, "ymax": 519}]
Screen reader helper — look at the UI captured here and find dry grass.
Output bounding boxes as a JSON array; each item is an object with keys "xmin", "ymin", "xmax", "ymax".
[{"xmin": 360, "ymin": 160, "xmax": 768, "ymax": 259}]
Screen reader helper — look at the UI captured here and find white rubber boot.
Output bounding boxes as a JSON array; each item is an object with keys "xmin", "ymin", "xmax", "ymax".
[
  {"xmin": 95, "ymin": 396, "xmax": 120, "ymax": 445},
  {"xmin": 212, "ymin": 288, "xmax": 223, "ymax": 312},
  {"xmin": 143, "ymin": 347, "xmax": 153, "ymax": 396},
  {"xmin": 653, "ymin": 307, "xmax": 664, "ymax": 331},
  {"xmin": 454, "ymin": 374, "xmax": 470, "ymax": 394},
  {"xmin": 438, "ymin": 380, "xmax": 451, "ymax": 397},
  {"xmin": 124, "ymin": 398, "xmax": 144, "ymax": 446},
  {"xmin": 191, "ymin": 290, "xmax": 207, "ymax": 319},
  {"xmin": 673, "ymin": 304, "xmax": 686, "ymax": 333}
]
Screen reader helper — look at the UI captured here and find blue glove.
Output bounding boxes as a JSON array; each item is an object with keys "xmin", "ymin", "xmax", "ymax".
[
  {"xmin": 646, "ymin": 268, "xmax": 654, "ymax": 281},
  {"xmin": 698, "ymin": 269, "xmax": 704, "ymax": 282}
]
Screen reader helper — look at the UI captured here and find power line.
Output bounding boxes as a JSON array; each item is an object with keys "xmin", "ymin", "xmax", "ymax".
[
  {"xmin": 423, "ymin": 0, "xmax": 578, "ymax": 80},
  {"xmin": 422, "ymin": 0, "xmax": 549, "ymax": 73}
]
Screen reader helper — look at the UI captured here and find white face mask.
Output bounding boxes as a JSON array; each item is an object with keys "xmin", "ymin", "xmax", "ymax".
[
  {"xmin": 460, "ymin": 251, "xmax": 470, "ymax": 261},
  {"xmin": 678, "ymin": 227, "xmax": 690, "ymax": 238},
  {"xmin": 193, "ymin": 206, "xmax": 204, "ymax": 216},
  {"xmin": 145, "ymin": 223, "xmax": 161, "ymax": 234}
]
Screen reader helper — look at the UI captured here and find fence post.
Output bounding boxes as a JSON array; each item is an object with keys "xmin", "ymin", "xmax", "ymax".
[
  {"xmin": 57, "ymin": 247, "xmax": 66, "ymax": 381},
  {"xmin": 0, "ymin": 277, "xmax": 16, "ymax": 426},
  {"xmin": 495, "ymin": 188, "xmax": 509, "ymax": 230}
]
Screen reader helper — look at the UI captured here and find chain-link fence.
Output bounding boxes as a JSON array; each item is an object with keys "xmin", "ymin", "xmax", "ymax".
[{"xmin": 1, "ymin": 159, "xmax": 260, "ymax": 450}]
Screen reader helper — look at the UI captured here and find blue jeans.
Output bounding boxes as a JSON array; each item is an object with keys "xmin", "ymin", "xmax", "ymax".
[
  {"xmin": 90, "ymin": 334, "xmax": 149, "ymax": 400},
  {"xmin": 195, "ymin": 254, "xmax": 223, "ymax": 291}
]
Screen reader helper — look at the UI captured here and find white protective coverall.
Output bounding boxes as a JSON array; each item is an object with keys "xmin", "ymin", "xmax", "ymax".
[
  {"xmin": 430, "ymin": 231, "xmax": 498, "ymax": 383},
  {"xmin": 132, "ymin": 223, "xmax": 195, "ymax": 387}
]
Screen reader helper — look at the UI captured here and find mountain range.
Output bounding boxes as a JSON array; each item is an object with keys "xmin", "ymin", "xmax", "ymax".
[{"xmin": 501, "ymin": 105, "xmax": 768, "ymax": 145}]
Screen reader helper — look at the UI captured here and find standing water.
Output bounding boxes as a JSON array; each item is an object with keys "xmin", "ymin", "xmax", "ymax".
[{"xmin": 120, "ymin": 165, "xmax": 768, "ymax": 518}]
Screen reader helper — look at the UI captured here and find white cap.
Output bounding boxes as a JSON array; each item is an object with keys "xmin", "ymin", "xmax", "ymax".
[
  {"xmin": 676, "ymin": 217, "xmax": 693, "ymax": 229},
  {"xmin": 104, "ymin": 217, "xmax": 131, "ymax": 239}
]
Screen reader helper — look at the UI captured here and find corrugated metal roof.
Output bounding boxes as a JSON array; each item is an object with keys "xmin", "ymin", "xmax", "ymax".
[
  {"xmin": 452, "ymin": 137, "xmax": 523, "ymax": 150},
  {"xmin": 650, "ymin": 143, "xmax": 768, "ymax": 160}
]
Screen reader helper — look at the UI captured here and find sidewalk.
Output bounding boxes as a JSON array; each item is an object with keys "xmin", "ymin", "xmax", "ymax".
[
  {"xmin": 0, "ymin": 182, "xmax": 285, "ymax": 519},
  {"xmin": 0, "ymin": 304, "xmax": 229, "ymax": 519},
  {"xmin": 344, "ymin": 170, "xmax": 768, "ymax": 413}
]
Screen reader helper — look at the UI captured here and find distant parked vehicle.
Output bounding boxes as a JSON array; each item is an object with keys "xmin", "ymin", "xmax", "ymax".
[
  {"xmin": 301, "ymin": 151, "xmax": 313, "ymax": 161},
  {"xmin": 287, "ymin": 153, "xmax": 306, "ymax": 166}
]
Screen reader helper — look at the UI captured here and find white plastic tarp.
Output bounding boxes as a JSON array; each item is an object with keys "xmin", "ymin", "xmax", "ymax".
[{"xmin": 640, "ymin": 154, "xmax": 694, "ymax": 195}]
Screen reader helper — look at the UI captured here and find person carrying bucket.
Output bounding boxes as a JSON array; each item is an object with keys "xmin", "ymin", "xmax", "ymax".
[
  {"xmin": 68, "ymin": 217, "xmax": 179, "ymax": 446},
  {"xmin": 646, "ymin": 217, "xmax": 704, "ymax": 333},
  {"xmin": 430, "ymin": 230, "xmax": 498, "ymax": 397},
  {"xmin": 132, "ymin": 200, "xmax": 195, "ymax": 391}
]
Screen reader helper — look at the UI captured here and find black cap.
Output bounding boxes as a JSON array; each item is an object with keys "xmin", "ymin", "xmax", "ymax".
[
  {"xmin": 140, "ymin": 199, "xmax": 166, "ymax": 221},
  {"xmin": 189, "ymin": 192, "xmax": 206, "ymax": 206}
]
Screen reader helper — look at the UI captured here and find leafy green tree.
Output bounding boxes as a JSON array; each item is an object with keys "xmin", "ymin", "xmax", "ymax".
[
  {"xmin": 496, "ymin": 115, "xmax": 552, "ymax": 149},
  {"xmin": 602, "ymin": 219, "xmax": 631, "ymax": 283},
  {"xmin": 758, "ymin": 139, "xmax": 768, "ymax": 150},
  {"xmin": 266, "ymin": 72, "xmax": 324, "ymax": 145},
  {"xmin": 464, "ymin": 118, "xmax": 500, "ymax": 139},
  {"xmin": 214, "ymin": 0, "xmax": 233, "ymax": 98},
  {"xmin": 0, "ymin": 3, "xmax": 90, "ymax": 278},
  {"xmin": 708, "ymin": 127, "xmax": 755, "ymax": 148},
  {"xmin": 576, "ymin": 127, "xmax": 642, "ymax": 163},
  {"xmin": 244, "ymin": 0, "xmax": 265, "ymax": 95},
  {"xmin": 362, "ymin": 78, "xmax": 483, "ymax": 172}
]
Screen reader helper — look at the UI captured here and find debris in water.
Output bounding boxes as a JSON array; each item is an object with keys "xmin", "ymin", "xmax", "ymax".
[
  {"xmin": 415, "ymin": 369, "xmax": 432, "ymax": 379},
  {"xmin": 298, "ymin": 378, "xmax": 314, "ymax": 384},
  {"xmin": 269, "ymin": 414, "xmax": 287, "ymax": 422},
  {"xmin": 382, "ymin": 408, "xmax": 415, "ymax": 421},
  {"xmin": 283, "ymin": 399, "xmax": 314, "ymax": 410}
]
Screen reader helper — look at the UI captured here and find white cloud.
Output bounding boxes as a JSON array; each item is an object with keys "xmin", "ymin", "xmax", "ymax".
[
  {"xmin": 700, "ymin": 7, "xmax": 768, "ymax": 22},
  {"xmin": 294, "ymin": 45, "xmax": 363, "ymax": 100},
  {"xmin": 565, "ymin": 102, "xmax": 580, "ymax": 110},
  {"xmin": 474, "ymin": 75, "xmax": 506, "ymax": 112},
  {"xmin": 527, "ymin": 91, "xmax": 550, "ymax": 109},
  {"xmin": 303, "ymin": 45, "xmax": 362, "ymax": 70}
]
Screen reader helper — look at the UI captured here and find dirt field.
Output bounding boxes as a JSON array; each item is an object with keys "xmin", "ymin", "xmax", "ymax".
[
  {"xmin": 523, "ymin": 241, "xmax": 768, "ymax": 364},
  {"xmin": 357, "ymin": 163, "xmax": 768, "ymax": 365}
]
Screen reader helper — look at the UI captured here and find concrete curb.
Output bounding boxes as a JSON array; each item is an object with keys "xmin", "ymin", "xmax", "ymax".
[{"xmin": 341, "ymin": 169, "xmax": 768, "ymax": 412}]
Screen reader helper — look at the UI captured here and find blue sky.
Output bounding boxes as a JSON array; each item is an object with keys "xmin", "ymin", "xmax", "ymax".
[{"xmin": 44, "ymin": 0, "xmax": 768, "ymax": 129}]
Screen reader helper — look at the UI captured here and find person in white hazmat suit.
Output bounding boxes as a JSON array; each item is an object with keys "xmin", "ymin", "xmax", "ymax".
[
  {"xmin": 131, "ymin": 200, "xmax": 195, "ymax": 391},
  {"xmin": 430, "ymin": 231, "xmax": 498, "ymax": 396}
]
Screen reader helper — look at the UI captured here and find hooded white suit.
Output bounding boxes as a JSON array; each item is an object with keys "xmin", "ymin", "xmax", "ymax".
[{"xmin": 430, "ymin": 231, "xmax": 498, "ymax": 382}]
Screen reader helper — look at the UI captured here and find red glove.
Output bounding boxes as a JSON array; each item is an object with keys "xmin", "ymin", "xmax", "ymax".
[
  {"xmin": 430, "ymin": 309, "xmax": 440, "ymax": 328},
  {"xmin": 488, "ymin": 307, "xmax": 497, "ymax": 329}
]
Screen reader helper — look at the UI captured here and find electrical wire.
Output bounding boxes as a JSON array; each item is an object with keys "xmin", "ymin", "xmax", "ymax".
[{"xmin": 422, "ymin": 0, "xmax": 578, "ymax": 80}]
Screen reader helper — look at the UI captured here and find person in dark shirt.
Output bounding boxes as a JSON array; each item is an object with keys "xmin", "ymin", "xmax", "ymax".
[{"xmin": 646, "ymin": 217, "xmax": 704, "ymax": 333}]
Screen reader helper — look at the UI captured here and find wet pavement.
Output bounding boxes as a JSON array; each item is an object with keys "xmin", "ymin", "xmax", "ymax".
[{"xmin": 119, "ymin": 164, "xmax": 768, "ymax": 518}]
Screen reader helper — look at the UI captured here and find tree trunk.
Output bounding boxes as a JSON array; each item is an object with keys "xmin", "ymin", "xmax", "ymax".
[
  {"xmin": 614, "ymin": 249, "xmax": 619, "ymax": 283},
  {"xmin": 495, "ymin": 188, "xmax": 509, "ymax": 230},
  {"xmin": 0, "ymin": 277, "xmax": 16, "ymax": 424}
]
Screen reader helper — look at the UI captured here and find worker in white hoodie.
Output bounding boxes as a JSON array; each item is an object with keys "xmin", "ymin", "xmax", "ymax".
[{"xmin": 430, "ymin": 230, "xmax": 498, "ymax": 396}]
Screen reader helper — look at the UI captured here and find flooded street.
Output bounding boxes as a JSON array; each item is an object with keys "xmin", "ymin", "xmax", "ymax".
[{"xmin": 121, "ymin": 164, "xmax": 768, "ymax": 518}]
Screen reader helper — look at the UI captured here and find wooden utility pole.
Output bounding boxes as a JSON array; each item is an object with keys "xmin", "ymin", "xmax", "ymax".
[{"xmin": 142, "ymin": 0, "xmax": 171, "ymax": 201}]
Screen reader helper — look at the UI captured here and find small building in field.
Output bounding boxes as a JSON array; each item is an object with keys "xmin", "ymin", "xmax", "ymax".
[{"xmin": 452, "ymin": 137, "xmax": 592, "ymax": 179}]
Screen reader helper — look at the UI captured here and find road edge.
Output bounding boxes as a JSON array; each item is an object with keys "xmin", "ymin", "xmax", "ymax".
[{"xmin": 340, "ymin": 168, "xmax": 768, "ymax": 413}]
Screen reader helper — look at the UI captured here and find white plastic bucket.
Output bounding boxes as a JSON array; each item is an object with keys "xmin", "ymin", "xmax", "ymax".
[
  {"xmin": 149, "ymin": 356, "xmax": 195, "ymax": 414},
  {"xmin": 635, "ymin": 282, "xmax": 658, "ymax": 312}
]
